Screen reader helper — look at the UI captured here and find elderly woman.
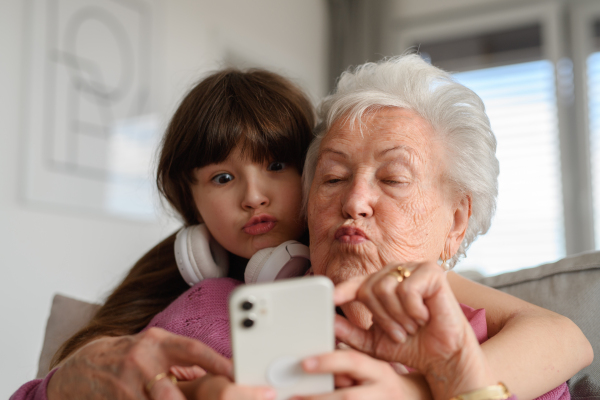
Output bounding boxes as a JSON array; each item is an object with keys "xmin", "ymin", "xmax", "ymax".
[
  {"xmin": 24, "ymin": 56, "xmax": 592, "ymax": 400},
  {"xmin": 293, "ymin": 54, "xmax": 594, "ymax": 399}
]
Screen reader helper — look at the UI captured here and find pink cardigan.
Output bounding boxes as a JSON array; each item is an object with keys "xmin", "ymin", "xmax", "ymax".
[{"xmin": 11, "ymin": 278, "xmax": 569, "ymax": 399}]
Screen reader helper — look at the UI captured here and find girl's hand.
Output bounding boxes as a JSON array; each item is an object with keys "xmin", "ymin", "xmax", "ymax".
[
  {"xmin": 178, "ymin": 374, "xmax": 276, "ymax": 400},
  {"xmin": 289, "ymin": 350, "xmax": 428, "ymax": 400}
]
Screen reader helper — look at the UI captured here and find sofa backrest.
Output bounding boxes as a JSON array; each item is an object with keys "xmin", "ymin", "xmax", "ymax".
[
  {"xmin": 475, "ymin": 250, "xmax": 600, "ymax": 399},
  {"xmin": 38, "ymin": 252, "xmax": 600, "ymax": 398}
]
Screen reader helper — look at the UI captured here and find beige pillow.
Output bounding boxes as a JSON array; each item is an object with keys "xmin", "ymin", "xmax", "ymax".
[{"xmin": 37, "ymin": 294, "xmax": 100, "ymax": 378}]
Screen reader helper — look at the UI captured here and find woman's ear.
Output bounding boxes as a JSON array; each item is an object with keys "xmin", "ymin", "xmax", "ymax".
[{"xmin": 445, "ymin": 194, "xmax": 472, "ymax": 257}]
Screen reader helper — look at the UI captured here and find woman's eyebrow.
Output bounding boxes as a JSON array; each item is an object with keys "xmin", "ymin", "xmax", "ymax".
[
  {"xmin": 318, "ymin": 147, "xmax": 348, "ymax": 161},
  {"xmin": 377, "ymin": 145, "xmax": 417, "ymax": 158}
]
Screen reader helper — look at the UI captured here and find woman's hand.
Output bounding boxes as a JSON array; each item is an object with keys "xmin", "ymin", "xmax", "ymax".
[
  {"xmin": 47, "ymin": 327, "xmax": 234, "ymax": 400},
  {"xmin": 334, "ymin": 261, "xmax": 496, "ymax": 399},
  {"xmin": 334, "ymin": 261, "xmax": 470, "ymax": 367},
  {"xmin": 289, "ymin": 349, "xmax": 429, "ymax": 400}
]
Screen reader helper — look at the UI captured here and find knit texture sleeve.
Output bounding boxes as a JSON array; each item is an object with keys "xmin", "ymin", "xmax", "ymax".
[
  {"xmin": 144, "ymin": 277, "xmax": 242, "ymax": 358},
  {"xmin": 10, "ymin": 368, "xmax": 58, "ymax": 400}
]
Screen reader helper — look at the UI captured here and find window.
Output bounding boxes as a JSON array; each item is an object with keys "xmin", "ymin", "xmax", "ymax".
[
  {"xmin": 589, "ymin": 20, "xmax": 600, "ymax": 248},
  {"xmin": 394, "ymin": 3, "xmax": 600, "ymax": 276},
  {"xmin": 453, "ymin": 61, "xmax": 565, "ymax": 275}
]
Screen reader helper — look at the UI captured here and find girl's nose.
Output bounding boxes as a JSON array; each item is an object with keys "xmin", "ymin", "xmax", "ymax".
[{"xmin": 241, "ymin": 179, "xmax": 270, "ymax": 210}]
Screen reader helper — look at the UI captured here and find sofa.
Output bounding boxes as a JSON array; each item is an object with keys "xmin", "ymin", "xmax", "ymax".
[{"xmin": 36, "ymin": 251, "xmax": 600, "ymax": 398}]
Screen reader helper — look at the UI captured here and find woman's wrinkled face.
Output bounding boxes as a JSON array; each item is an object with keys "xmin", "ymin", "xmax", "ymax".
[{"xmin": 308, "ymin": 107, "xmax": 455, "ymax": 284}]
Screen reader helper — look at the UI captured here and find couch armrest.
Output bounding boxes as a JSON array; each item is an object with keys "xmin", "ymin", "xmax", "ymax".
[{"xmin": 473, "ymin": 251, "xmax": 600, "ymax": 399}]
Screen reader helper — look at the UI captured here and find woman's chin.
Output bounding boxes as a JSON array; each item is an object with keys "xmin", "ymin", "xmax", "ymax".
[{"xmin": 325, "ymin": 252, "xmax": 382, "ymax": 281}]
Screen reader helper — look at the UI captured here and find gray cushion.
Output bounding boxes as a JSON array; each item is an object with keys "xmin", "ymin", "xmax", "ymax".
[
  {"xmin": 475, "ymin": 250, "xmax": 600, "ymax": 399},
  {"xmin": 37, "ymin": 294, "xmax": 101, "ymax": 378}
]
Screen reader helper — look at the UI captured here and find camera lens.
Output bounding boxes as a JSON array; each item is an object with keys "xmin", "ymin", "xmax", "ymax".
[
  {"xmin": 242, "ymin": 318, "xmax": 254, "ymax": 328},
  {"xmin": 241, "ymin": 300, "xmax": 253, "ymax": 310}
]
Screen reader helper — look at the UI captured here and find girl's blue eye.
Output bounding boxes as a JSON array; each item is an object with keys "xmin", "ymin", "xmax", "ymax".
[
  {"xmin": 267, "ymin": 161, "xmax": 286, "ymax": 172},
  {"xmin": 212, "ymin": 173, "xmax": 233, "ymax": 185}
]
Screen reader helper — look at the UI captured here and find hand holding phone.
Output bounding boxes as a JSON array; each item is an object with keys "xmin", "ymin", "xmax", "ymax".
[{"xmin": 229, "ymin": 276, "xmax": 335, "ymax": 400}]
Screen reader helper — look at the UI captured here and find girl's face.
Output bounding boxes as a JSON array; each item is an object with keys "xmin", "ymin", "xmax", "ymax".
[{"xmin": 191, "ymin": 146, "xmax": 306, "ymax": 259}]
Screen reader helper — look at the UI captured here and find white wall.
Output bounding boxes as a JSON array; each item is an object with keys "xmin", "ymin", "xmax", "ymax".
[{"xmin": 0, "ymin": 0, "xmax": 327, "ymax": 397}]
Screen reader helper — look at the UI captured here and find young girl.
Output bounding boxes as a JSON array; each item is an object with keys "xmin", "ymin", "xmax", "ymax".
[
  {"xmin": 9, "ymin": 68, "xmax": 316, "ymax": 400},
  {"xmin": 49, "ymin": 68, "xmax": 316, "ymax": 372}
]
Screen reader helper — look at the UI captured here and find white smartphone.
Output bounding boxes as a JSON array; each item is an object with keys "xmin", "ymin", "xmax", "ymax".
[{"xmin": 229, "ymin": 276, "xmax": 335, "ymax": 400}]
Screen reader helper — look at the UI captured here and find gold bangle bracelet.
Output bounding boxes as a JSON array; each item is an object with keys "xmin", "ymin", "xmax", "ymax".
[{"xmin": 449, "ymin": 382, "xmax": 511, "ymax": 400}]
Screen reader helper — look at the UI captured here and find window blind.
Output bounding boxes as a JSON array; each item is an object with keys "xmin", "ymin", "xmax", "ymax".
[
  {"xmin": 589, "ymin": 44, "xmax": 600, "ymax": 248},
  {"xmin": 416, "ymin": 25, "xmax": 566, "ymax": 275},
  {"xmin": 452, "ymin": 62, "xmax": 565, "ymax": 275}
]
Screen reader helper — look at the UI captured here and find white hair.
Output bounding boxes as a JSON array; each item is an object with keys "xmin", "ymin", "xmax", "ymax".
[{"xmin": 303, "ymin": 54, "xmax": 499, "ymax": 268}]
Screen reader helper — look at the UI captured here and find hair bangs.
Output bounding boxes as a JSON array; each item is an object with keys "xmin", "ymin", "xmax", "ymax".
[{"xmin": 158, "ymin": 68, "xmax": 315, "ymax": 225}]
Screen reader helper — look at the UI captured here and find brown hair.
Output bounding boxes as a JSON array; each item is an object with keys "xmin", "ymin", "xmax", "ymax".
[{"xmin": 51, "ymin": 69, "xmax": 315, "ymax": 368}]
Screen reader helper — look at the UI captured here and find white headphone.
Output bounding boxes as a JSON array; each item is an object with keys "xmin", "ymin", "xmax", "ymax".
[{"xmin": 174, "ymin": 224, "xmax": 310, "ymax": 286}]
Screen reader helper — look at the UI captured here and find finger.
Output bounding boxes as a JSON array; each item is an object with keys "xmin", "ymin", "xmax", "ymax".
[
  {"xmin": 147, "ymin": 373, "xmax": 185, "ymax": 400},
  {"xmin": 334, "ymin": 314, "xmax": 374, "ymax": 354},
  {"xmin": 153, "ymin": 329, "xmax": 233, "ymax": 378},
  {"xmin": 302, "ymin": 350, "xmax": 389, "ymax": 382},
  {"xmin": 196, "ymin": 375, "xmax": 276, "ymax": 400},
  {"xmin": 293, "ymin": 386, "xmax": 383, "ymax": 400},
  {"xmin": 170, "ymin": 365, "xmax": 206, "ymax": 381},
  {"xmin": 333, "ymin": 275, "xmax": 367, "ymax": 306},
  {"xmin": 389, "ymin": 362, "xmax": 409, "ymax": 375},
  {"xmin": 372, "ymin": 273, "xmax": 419, "ymax": 336},
  {"xmin": 396, "ymin": 263, "xmax": 449, "ymax": 323},
  {"xmin": 355, "ymin": 278, "xmax": 408, "ymax": 343},
  {"xmin": 334, "ymin": 374, "xmax": 355, "ymax": 388}
]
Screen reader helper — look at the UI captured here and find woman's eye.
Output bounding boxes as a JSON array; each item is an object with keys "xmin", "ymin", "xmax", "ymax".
[
  {"xmin": 212, "ymin": 173, "xmax": 234, "ymax": 185},
  {"xmin": 267, "ymin": 161, "xmax": 286, "ymax": 172},
  {"xmin": 383, "ymin": 178, "xmax": 408, "ymax": 186},
  {"xmin": 324, "ymin": 176, "xmax": 344, "ymax": 185}
]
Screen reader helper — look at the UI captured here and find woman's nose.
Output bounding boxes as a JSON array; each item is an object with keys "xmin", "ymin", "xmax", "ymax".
[
  {"xmin": 341, "ymin": 178, "xmax": 375, "ymax": 219},
  {"xmin": 241, "ymin": 179, "xmax": 270, "ymax": 210}
]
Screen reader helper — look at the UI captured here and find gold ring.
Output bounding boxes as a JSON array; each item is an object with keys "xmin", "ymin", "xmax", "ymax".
[
  {"xmin": 388, "ymin": 266, "xmax": 411, "ymax": 283},
  {"xmin": 146, "ymin": 372, "xmax": 178, "ymax": 392}
]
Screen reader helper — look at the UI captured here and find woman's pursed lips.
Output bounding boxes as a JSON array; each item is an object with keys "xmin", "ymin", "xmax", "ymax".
[{"xmin": 335, "ymin": 226, "xmax": 368, "ymax": 244}]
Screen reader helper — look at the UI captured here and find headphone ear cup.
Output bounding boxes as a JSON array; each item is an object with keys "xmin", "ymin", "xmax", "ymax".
[
  {"xmin": 245, "ymin": 240, "xmax": 310, "ymax": 284},
  {"xmin": 174, "ymin": 224, "xmax": 229, "ymax": 286},
  {"xmin": 245, "ymin": 247, "xmax": 277, "ymax": 284},
  {"xmin": 188, "ymin": 224, "xmax": 229, "ymax": 280}
]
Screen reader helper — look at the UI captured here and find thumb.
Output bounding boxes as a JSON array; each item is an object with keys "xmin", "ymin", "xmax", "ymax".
[
  {"xmin": 334, "ymin": 314, "xmax": 374, "ymax": 354},
  {"xmin": 333, "ymin": 275, "xmax": 368, "ymax": 306}
]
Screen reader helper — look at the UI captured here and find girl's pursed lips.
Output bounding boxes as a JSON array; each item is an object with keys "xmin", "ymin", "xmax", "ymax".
[{"xmin": 243, "ymin": 214, "xmax": 277, "ymax": 235}]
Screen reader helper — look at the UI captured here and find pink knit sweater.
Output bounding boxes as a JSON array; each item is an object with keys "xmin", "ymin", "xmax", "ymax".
[{"xmin": 11, "ymin": 278, "xmax": 569, "ymax": 400}]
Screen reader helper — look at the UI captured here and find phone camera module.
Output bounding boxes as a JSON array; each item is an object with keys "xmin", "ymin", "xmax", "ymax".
[
  {"xmin": 241, "ymin": 300, "xmax": 254, "ymax": 311},
  {"xmin": 242, "ymin": 317, "xmax": 254, "ymax": 328}
]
